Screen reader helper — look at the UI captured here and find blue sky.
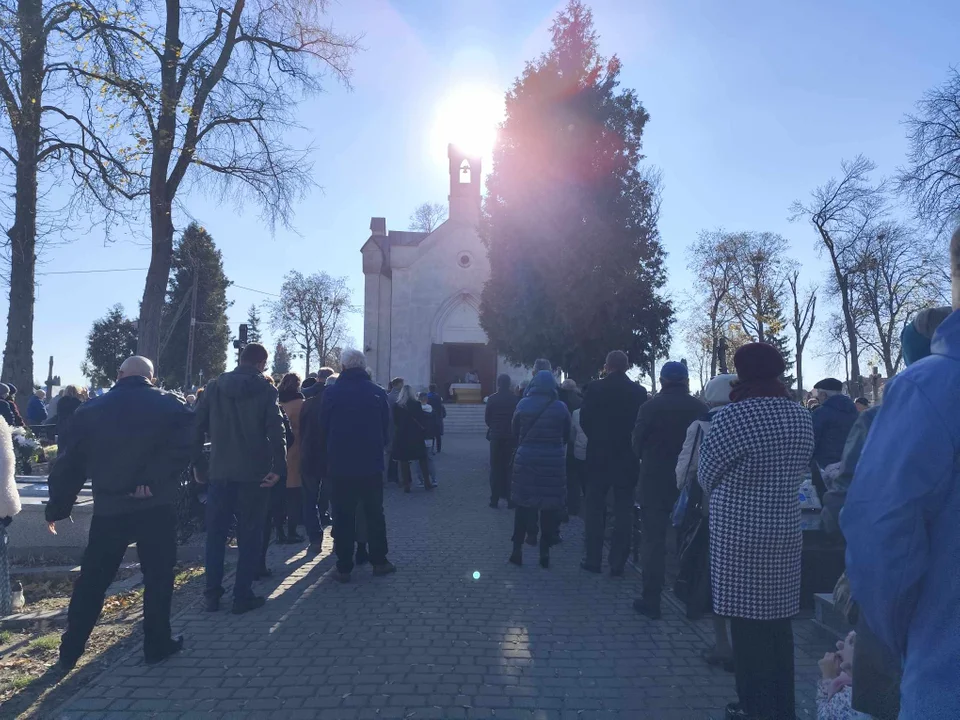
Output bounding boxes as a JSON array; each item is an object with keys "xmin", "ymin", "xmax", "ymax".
[{"xmin": 14, "ymin": 0, "xmax": 960, "ymax": 387}]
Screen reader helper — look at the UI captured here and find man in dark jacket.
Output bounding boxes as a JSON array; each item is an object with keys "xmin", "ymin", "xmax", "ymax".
[
  {"xmin": 632, "ymin": 361, "xmax": 708, "ymax": 618},
  {"xmin": 303, "ymin": 367, "xmax": 334, "ymax": 399},
  {"xmin": 485, "ymin": 373, "xmax": 519, "ymax": 509},
  {"xmin": 46, "ymin": 356, "xmax": 192, "ymax": 669},
  {"xmin": 314, "ymin": 348, "xmax": 393, "ymax": 582},
  {"xmin": 579, "ymin": 351, "xmax": 648, "ymax": 576},
  {"xmin": 811, "ymin": 378, "xmax": 859, "ymax": 468},
  {"xmin": 194, "ymin": 343, "xmax": 285, "ymax": 614}
]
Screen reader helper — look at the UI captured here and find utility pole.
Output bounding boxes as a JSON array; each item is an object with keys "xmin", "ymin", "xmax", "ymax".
[{"xmin": 184, "ymin": 267, "xmax": 199, "ymax": 389}]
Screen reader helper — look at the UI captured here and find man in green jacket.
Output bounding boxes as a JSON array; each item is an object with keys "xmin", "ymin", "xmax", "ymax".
[{"xmin": 195, "ymin": 343, "xmax": 286, "ymax": 614}]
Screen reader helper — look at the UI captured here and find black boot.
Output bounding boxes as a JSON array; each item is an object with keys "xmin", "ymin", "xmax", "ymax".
[
  {"xmin": 285, "ymin": 487, "xmax": 304, "ymax": 543},
  {"xmin": 276, "ymin": 525, "xmax": 288, "ymax": 544},
  {"xmin": 509, "ymin": 542, "xmax": 522, "ymax": 566},
  {"xmin": 355, "ymin": 542, "xmax": 369, "ymax": 566},
  {"xmin": 539, "ymin": 550, "xmax": 550, "ymax": 569}
]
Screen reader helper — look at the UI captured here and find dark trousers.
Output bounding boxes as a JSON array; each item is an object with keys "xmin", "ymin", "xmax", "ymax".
[
  {"xmin": 566, "ymin": 457, "xmax": 584, "ymax": 517},
  {"xmin": 489, "ymin": 437, "xmax": 514, "ymax": 504},
  {"xmin": 331, "ymin": 475, "xmax": 388, "ymax": 574},
  {"xmin": 512, "ymin": 506, "xmax": 559, "ymax": 553},
  {"xmin": 434, "ymin": 435, "xmax": 443, "ymax": 453},
  {"xmin": 301, "ymin": 473, "xmax": 323, "ymax": 543},
  {"xmin": 640, "ymin": 503, "xmax": 671, "ymax": 601},
  {"xmin": 730, "ymin": 617, "xmax": 795, "ymax": 720},
  {"xmin": 205, "ymin": 481, "xmax": 268, "ymax": 602},
  {"xmin": 62, "ymin": 505, "xmax": 176, "ymax": 661},
  {"xmin": 584, "ymin": 470, "xmax": 635, "ymax": 572},
  {"xmin": 387, "ymin": 458, "xmax": 399, "ymax": 483}
]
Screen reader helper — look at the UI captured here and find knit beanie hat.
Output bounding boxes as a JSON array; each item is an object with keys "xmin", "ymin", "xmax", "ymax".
[{"xmin": 703, "ymin": 374, "xmax": 737, "ymax": 405}]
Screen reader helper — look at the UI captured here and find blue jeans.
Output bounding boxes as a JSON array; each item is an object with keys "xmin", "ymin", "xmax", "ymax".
[{"xmin": 205, "ymin": 481, "xmax": 268, "ymax": 602}]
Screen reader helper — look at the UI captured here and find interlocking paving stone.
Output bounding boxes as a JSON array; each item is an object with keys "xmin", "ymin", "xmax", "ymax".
[{"xmin": 57, "ymin": 436, "xmax": 829, "ymax": 718}]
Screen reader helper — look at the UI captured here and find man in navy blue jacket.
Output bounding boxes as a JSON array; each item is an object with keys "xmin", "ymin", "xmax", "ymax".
[
  {"xmin": 309, "ymin": 348, "xmax": 393, "ymax": 582},
  {"xmin": 47, "ymin": 356, "xmax": 193, "ymax": 669}
]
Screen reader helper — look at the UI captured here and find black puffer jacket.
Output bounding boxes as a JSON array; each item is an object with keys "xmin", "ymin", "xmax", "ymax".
[
  {"xmin": 511, "ymin": 371, "xmax": 571, "ymax": 510},
  {"xmin": 485, "ymin": 375, "xmax": 519, "ymax": 440}
]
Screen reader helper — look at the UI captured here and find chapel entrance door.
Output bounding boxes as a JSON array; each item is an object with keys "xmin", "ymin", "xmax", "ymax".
[{"xmin": 430, "ymin": 342, "xmax": 497, "ymax": 400}]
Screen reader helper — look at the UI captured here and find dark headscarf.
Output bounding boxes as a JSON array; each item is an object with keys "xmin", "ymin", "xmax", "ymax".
[{"xmin": 730, "ymin": 342, "xmax": 791, "ymax": 402}]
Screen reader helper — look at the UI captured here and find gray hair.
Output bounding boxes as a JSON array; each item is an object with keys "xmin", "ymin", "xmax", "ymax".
[
  {"xmin": 561, "ymin": 378, "xmax": 578, "ymax": 392},
  {"xmin": 340, "ymin": 348, "xmax": 366, "ymax": 371},
  {"xmin": 816, "ymin": 389, "xmax": 841, "ymax": 400},
  {"xmin": 533, "ymin": 358, "xmax": 552, "ymax": 373},
  {"xmin": 605, "ymin": 350, "xmax": 630, "ymax": 373},
  {"xmin": 118, "ymin": 356, "xmax": 154, "ymax": 380},
  {"xmin": 325, "ymin": 374, "xmax": 339, "ymax": 387},
  {"xmin": 0, "ymin": 384, "xmax": 8, "ymax": 399}
]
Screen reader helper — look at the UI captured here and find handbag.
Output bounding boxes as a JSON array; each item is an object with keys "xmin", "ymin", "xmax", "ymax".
[{"xmin": 671, "ymin": 424, "xmax": 703, "ymax": 528}]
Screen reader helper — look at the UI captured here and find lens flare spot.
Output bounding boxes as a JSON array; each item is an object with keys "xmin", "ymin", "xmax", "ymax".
[{"xmin": 472, "ymin": 571, "xmax": 481, "ymax": 580}]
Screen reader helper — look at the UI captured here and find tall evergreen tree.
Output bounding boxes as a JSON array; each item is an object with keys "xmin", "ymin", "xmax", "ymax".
[
  {"xmin": 480, "ymin": 1, "xmax": 671, "ymax": 381},
  {"xmin": 159, "ymin": 223, "xmax": 232, "ymax": 388},
  {"xmin": 272, "ymin": 342, "xmax": 292, "ymax": 376},
  {"xmin": 246, "ymin": 305, "xmax": 263, "ymax": 344},
  {"xmin": 82, "ymin": 305, "xmax": 139, "ymax": 388}
]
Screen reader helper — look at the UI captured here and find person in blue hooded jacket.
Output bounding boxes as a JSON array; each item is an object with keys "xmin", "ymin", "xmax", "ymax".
[
  {"xmin": 842, "ymin": 305, "xmax": 960, "ymax": 720},
  {"xmin": 509, "ymin": 370, "xmax": 570, "ymax": 569},
  {"xmin": 810, "ymin": 378, "xmax": 858, "ymax": 468}
]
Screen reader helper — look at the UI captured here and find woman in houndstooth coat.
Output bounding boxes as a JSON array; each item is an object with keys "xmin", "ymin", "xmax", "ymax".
[{"xmin": 698, "ymin": 342, "xmax": 814, "ymax": 720}]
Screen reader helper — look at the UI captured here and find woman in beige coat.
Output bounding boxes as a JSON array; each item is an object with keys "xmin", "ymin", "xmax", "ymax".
[{"xmin": 278, "ymin": 373, "xmax": 305, "ymax": 542}]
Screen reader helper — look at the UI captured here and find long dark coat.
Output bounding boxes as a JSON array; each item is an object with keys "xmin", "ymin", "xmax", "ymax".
[{"xmin": 391, "ymin": 399, "xmax": 428, "ymax": 463}]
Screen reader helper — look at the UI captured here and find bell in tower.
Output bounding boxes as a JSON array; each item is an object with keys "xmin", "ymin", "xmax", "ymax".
[{"xmin": 448, "ymin": 144, "xmax": 481, "ymax": 225}]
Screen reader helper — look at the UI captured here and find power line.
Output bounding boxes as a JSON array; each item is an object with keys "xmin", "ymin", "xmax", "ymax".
[
  {"xmin": 233, "ymin": 283, "xmax": 280, "ymax": 297},
  {"xmin": 37, "ymin": 267, "xmax": 148, "ymax": 276},
  {"xmin": 33, "ymin": 266, "xmax": 280, "ymax": 297}
]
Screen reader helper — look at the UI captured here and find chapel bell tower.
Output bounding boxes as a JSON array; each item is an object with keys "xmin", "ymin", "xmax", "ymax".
[{"xmin": 448, "ymin": 144, "xmax": 481, "ymax": 226}]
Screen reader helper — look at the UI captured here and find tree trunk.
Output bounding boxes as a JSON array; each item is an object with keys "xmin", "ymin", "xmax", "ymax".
[
  {"xmin": 2, "ymin": 0, "xmax": 45, "ymax": 414},
  {"xmin": 840, "ymin": 288, "xmax": 864, "ymax": 396},
  {"xmin": 137, "ymin": 199, "xmax": 175, "ymax": 362},
  {"xmin": 795, "ymin": 348, "xmax": 803, "ymax": 401},
  {"xmin": 137, "ymin": 0, "xmax": 181, "ymax": 363}
]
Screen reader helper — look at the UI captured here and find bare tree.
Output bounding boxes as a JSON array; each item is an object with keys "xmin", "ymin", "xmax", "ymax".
[
  {"xmin": 791, "ymin": 156, "xmax": 887, "ymax": 397},
  {"xmin": 68, "ymin": 0, "xmax": 361, "ymax": 362},
  {"xmin": 408, "ymin": 202, "xmax": 447, "ymax": 233},
  {"xmin": 0, "ymin": 0, "xmax": 136, "ymax": 408},
  {"xmin": 269, "ymin": 270, "xmax": 354, "ymax": 375},
  {"xmin": 687, "ymin": 230, "xmax": 738, "ymax": 378},
  {"xmin": 899, "ymin": 67, "xmax": 960, "ymax": 233},
  {"xmin": 787, "ymin": 268, "xmax": 817, "ymax": 396},
  {"xmin": 850, "ymin": 222, "xmax": 944, "ymax": 376}
]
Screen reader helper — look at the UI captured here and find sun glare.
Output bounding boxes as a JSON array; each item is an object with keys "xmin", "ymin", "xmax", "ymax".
[{"xmin": 432, "ymin": 84, "xmax": 505, "ymax": 160}]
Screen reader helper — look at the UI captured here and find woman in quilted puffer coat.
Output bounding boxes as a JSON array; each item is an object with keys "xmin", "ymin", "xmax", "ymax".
[{"xmin": 509, "ymin": 370, "xmax": 571, "ymax": 569}]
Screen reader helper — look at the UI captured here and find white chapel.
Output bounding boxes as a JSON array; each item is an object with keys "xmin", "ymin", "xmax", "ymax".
[{"xmin": 361, "ymin": 145, "xmax": 522, "ymax": 399}]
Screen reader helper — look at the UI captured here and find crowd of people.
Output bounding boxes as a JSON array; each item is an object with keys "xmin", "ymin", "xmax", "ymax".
[
  {"xmin": 36, "ymin": 343, "xmax": 433, "ymax": 670},
  {"xmin": 480, "ymin": 305, "xmax": 958, "ymax": 720},
  {"xmin": 0, "ymin": 299, "xmax": 954, "ymax": 720}
]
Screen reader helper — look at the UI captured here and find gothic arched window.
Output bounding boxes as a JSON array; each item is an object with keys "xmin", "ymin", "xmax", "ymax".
[{"xmin": 459, "ymin": 159, "xmax": 471, "ymax": 184}]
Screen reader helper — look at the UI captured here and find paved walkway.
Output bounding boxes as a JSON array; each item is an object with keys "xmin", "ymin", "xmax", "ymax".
[{"xmin": 58, "ymin": 436, "xmax": 828, "ymax": 719}]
